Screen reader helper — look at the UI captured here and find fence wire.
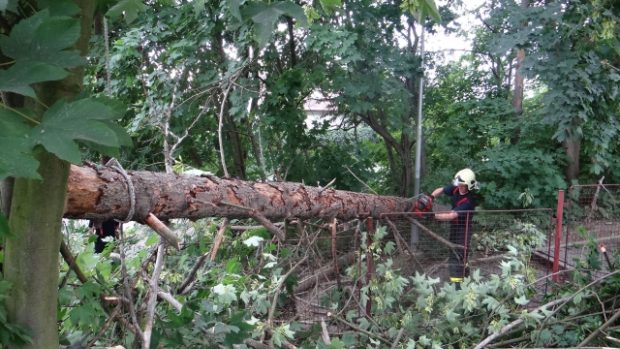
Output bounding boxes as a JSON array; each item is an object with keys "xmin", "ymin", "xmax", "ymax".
[
  {"xmin": 381, "ymin": 209, "xmax": 554, "ymax": 282},
  {"xmin": 564, "ymin": 184, "xmax": 620, "ymax": 273},
  {"xmin": 291, "ymin": 184, "xmax": 620, "ymax": 323},
  {"xmin": 292, "ymin": 209, "xmax": 556, "ymax": 322}
]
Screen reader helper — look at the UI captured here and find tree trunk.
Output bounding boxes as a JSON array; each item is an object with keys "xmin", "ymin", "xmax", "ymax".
[
  {"xmin": 511, "ymin": 0, "xmax": 528, "ymax": 144},
  {"xmin": 4, "ymin": 152, "xmax": 70, "ymax": 349},
  {"xmin": 400, "ymin": 132, "xmax": 414, "ymax": 197},
  {"xmin": 224, "ymin": 112, "xmax": 247, "ymax": 179},
  {"xmin": 511, "ymin": 47, "xmax": 525, "ymax": 144},
  {"xmin": 564, "ymin": 136, "xmax": 581, "ymax": 181},
  {"xmin": 64, "ymin": 165, "xmax": 410, "ymax": 222},
  {"xmin": 0, "ymin": 178, "xmax": 13, "ymax": 217},
  {"xmin": 2, "ymin": 2, "xmax": 95, "ymax": 348}
]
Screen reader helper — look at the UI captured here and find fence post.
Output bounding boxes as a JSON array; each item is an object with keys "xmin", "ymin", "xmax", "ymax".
[{"xmin": 553, "ymin": 190, "xmax": 565, "ymax": 282}]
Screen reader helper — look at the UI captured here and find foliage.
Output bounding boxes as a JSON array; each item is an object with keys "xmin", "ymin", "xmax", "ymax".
[
  {"xmin": 472, "ymin": 220, "xmax": 547, "ymax": 254},
  {"xmin": 0, "ymin": 4, "xmax": 129, "ymax": 179},
  {"xmin": 478, "ymin": 144, "xmax": 566, "ymax": 208},
  {"xmin": 487, "ymin": 0, "xmax": 620, "ymax": 180},
  {"xmin": 422, "ymin": 58, "xmax": 568, "ymax": 209},
  {"xmin": 4, "ymin": 0, "xmax": 620, "ymax": 347},
  {"xmin": 293, "ymin": 223, "xmax": 547, "ymax": 348},
  {"xmin": 55, "ymin": 214, "xmax": 620, "ymax": 349},
  {"xmin": 0, "ymin": 275, "xmax": 31, "ymax": 347}
]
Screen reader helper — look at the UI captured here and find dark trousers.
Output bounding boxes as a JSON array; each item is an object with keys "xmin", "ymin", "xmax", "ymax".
[{"xmin": 448, "ymin": 224, "xmax": 472, "ymax": 282}]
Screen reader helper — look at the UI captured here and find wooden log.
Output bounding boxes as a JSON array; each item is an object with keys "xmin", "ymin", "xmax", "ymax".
[{"xmin": 64, "ymin": 165, "xmax": 410, "ymax": 222}]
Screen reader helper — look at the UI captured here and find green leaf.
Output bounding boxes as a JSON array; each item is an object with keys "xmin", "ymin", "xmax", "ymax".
[
  {"xmin": 0, "ymin": 137, "xmax": 40, "ymax": 179},
  {"xmin": 274, "ymin": 2, "xmax": 308, "ymax": 27},
  {"xmin": 418, "ymin": 0, "xmax": 441, "ymax": 22},
  {"xmin": 242, "ymin": 2, "xmax": 308, "ymax": 47},
  {"xmin": 37, "ymin": 0, "xmax": 80, "ymax": 16},
  {"xmin": 32, "ymin": 98, "xmax": 125, "ymax": 163},
  {"xmin": 106, "ymin": 0, "xmax": 148, "ymax": 24},
  {"xmin": 0, "ymin": 10, "xmax": 84, "ymax": 68},
  {"xmin": 225, "ymin": 259, "xmax": 241, "ymax": 273},
  {"xmin": 400, "ymin": 0, "xmax": 441, "ymax": 22},
  {"xmin": 319, "ymin": 0, "xmax": 341, "ymax": 15},
  {"xmin": 0, "ymin": 105, "xmax": 33, "ymax": 136},
  {"xmin": 0, "ymin": 62, "xmax": 68, "ymax": 97},
  {"xmin": 514, "ymin": 295, "xmax": 530, "ymax": 306},
  {"xmin": 192, "ymin": 0, "xmax": 206, "ymax": 13},
  {"xmin": 226, "ymin": 0, "xmax": 242, "ymax": 22},
  {"xmin": 76, "ymin": 251, "xmax": 99, "ymax": 275},
  {"xmin": 96, "ymin": 260, "xmax": 112, "ymax": 280},
  {"xmin": 0, "ymin": 0, "xmax": 8, "ymax": 12},
  {"xmin": 328, "ymin": 338, "xmax": 345, "ymax": 348},
  {"xmin": 212, "ymin": 283, "xmax": 237, "ymax": 305},
  {"xmin": 0, "ymin": 107, "xmax": 39, "ymax": 179},
  {"xmin": 272, "ymin": 324, "xmax": 295, "ymax": 347}
]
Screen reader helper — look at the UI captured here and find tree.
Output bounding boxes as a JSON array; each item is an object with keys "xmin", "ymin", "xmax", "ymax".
[
  {"xmin": 490, "ymin": 0, "xmax": 620, "ymax": 182},
  {"xmin": 295, "ymin": 0, "xmax": 444, "ymax": 196},
  {"xmin": 0, "ymin": 1, "xmax": 129, "ymax": 347},
  {"xmin": 64, "ymin": 165, "xmax": 410, "ymax": 222}
]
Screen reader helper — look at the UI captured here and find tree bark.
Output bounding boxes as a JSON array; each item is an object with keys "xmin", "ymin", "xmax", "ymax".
[
  {"xmin": 63, "ymin": 165, "xmax": 410, "ymax": 222},
  {"xmin": 511, "ymin": 0, "xmax": 529, "ymax": 144},
  {"xmin": 564, "ymin": 136, "xmax": 581, "ymax": 181},
  {"xmin": 511, "ymin": 47, "xmax": 525, "ymax": 144},
  {"xmin": 3, "ymin": 2, "xmax": 95, "ymax": 348},
  {"xmin": 361, "ymin": 112, "xmax": 415, "ymax": 196},
  {"xmin": 5, "ymin": 151, "xmax": 70, "ymax": 349},
  {"xmin": 0, "ymin": 178, "xmax": 13, "ymax": 217}
]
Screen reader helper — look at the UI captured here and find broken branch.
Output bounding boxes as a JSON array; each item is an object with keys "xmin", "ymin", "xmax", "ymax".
[{"xmin": 144, "ymin": 213, "xmax": 180, "ymax": 250}]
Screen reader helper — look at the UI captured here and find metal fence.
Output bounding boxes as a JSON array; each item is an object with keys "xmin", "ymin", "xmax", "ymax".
[
  {"xmin": 380, "ymin": 209, "xmax": 555, "ymax": 284},
  {"xmin": 560, "ymin": 184, "xmax": 620, "ymax": 275},
  {"xmin": 293, "ymin": 184, "xmax": 620, "ymax": 322},
  {"xmin": 293, "ymin": 209, "xmax": 556, "ymax": 321}
]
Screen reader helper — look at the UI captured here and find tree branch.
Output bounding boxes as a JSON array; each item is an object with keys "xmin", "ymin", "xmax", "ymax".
[
  {"xmin": 578, "ymin": 307, "xmax": 620, "ymax": 347},
  {"xmin": 266, "ymin": 256, "xmax": 309, "ymax": 330},
  {"xmin": 144, "ymin": 213, "xmax": 180, "ymax": 250},
  {"xmin": 142, "ymin": 243, "xmax": 166, "ymax": 349},
  {"xmin": 60, "ymin": 239, "xmax": 88, "ymax": 284}
]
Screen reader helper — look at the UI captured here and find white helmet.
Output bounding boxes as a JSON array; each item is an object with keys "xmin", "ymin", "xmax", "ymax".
[{"xmin": 453, "ymin": 168, "xmax": 478, "ymax": 190}]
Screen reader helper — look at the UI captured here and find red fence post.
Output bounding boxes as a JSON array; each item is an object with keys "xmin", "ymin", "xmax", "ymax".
[{"xmin": 553, "ymin": 190, "xmax": 565, "ymax": 282}]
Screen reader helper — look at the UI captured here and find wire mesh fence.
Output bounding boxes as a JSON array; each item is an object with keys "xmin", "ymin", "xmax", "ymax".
[
  {"xmin": 289, "ymin": 184, "xmax": 620, "ymax": 323},
  {"xmin": 380, "ymin": 209, "xmax": 555, "ymax": 283},
  {"xmin": 292, "ymin": 209, "xmax": 556, "ymax": 322},
  {"xmin": 563, "ymin": 184, "xmax": 620, "ymax": 273}
]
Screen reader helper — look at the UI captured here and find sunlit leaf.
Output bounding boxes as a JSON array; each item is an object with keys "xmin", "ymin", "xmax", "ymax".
[
  {"xmin": 243, "ymin": 235, "xmax": 264, "ymax": 247},
  {"xmin": 212, "ymin": 283, "xmax": 237, "ymax": 305},
  {"xmin": 106, "ymin": 0, "xmax": 148, "ymax": 23},
  {"xmin": 514, "ymin": 295, "xmax": 529, "ymax": 306}
]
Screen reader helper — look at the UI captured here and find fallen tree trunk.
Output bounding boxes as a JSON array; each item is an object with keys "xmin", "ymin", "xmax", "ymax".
[{"xmin": 64, "ymin": 165, "xmax": 411, "ymax": 222}]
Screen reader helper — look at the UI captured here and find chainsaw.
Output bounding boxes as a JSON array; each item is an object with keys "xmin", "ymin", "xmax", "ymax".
[{"xmin": 412, "ymin": 193, "xmax": 434, "ymax": 219}]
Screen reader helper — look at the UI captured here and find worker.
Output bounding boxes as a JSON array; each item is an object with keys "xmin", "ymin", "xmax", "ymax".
[
  {"xmin": 431, "ymin": 168, "xmax": 478, "ymax": 288},
  {"xmin": 90, "ymin": 219, "xmax": 119, "ymax": 253}
]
